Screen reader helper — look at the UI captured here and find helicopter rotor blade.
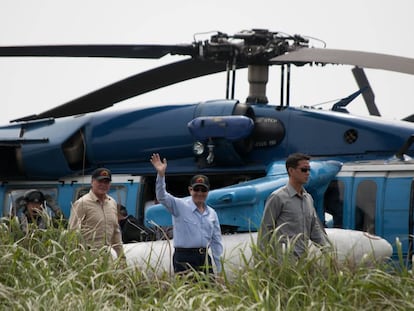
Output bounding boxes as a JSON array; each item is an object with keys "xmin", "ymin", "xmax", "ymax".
[
  {"xmin": 0, "ymin": 44, "xmax": 196, "ymax": 59},
  {"xmin": 12, "ymin": 58, "xmax": 232, "ymax": 122},
  {"xmin": 7, "ymin": 32, "xmax": 414, "ymax": 122},
  {"xmin": 271, "ymin": 48, "xmax": 414, "ymax": 75},
  {"xmin": 351, "ymin": 67, "xmax": 380, "ymax": 116},
  {"xmin": 403, "ymin": 114, "xmax": 414, "ymax": 122}
]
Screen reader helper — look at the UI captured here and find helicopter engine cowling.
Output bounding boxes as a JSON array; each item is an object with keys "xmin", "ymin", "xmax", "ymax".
[
  {"xmin": 0, "ymin": 100, "xmax": 286, "ymax": 179},
  {"xmin": 188, "ymin": 101, "xmax": 255, "ymax": 166},
  {"xmin": 188, "ymin": 115, "xmax": 255, "ymax": 166},
  {"xmin": 188, "ymin": 100, "xmax": 285, "ymax": 167}
]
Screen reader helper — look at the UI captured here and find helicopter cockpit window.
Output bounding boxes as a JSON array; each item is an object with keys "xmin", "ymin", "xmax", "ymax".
[
  {"xmin": 324, "ymin": 180, "xmax": 344, "ymax": 228},
  {"xmin": 355, "ymin": 180, "xmax": 377, "ymax": 234},
  {"xmin": 2, "ymin": 188, "xmax": 59, "ymax": 218}
]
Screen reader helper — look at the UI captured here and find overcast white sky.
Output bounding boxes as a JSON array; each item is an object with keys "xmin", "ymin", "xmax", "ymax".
[{"xmin": 1, "ymin": 0, "xmax": 414, "ymax": 125}]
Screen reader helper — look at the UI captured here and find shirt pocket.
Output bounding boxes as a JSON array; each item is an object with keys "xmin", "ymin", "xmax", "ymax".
[
  {"xmin": 183, "ymin": 216, "xmax": 199, "ymax": 226},
  {"xmin": 204, "ymin": 214, "xmax": 216, "ymax": 236}
]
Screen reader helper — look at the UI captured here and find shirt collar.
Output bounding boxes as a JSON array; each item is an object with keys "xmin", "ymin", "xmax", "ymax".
[
  {"xmin": 89, "ymin": 189, "xmax": 110, "ymax": 202},
  {"xmin": 190, "ymin": 199, "xmax": 209, "ymax": 214},
  {"xmin": 286, "ymin": 183, "xmax": 307, "ymax": 198}
]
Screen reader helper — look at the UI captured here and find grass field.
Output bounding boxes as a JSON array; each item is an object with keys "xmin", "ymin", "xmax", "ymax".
[{"xmin": 0, "ymin": 218, "xmax": 413, "ymax": 310}]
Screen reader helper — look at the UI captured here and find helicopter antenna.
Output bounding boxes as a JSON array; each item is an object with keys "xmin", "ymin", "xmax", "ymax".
[
  {"xmin": 280, "ymin": 65, "xmax": 285, "ymax": 107},
  {"xmin": 331, "ymin": 87, "xmax": 367, "ymax": 113}
]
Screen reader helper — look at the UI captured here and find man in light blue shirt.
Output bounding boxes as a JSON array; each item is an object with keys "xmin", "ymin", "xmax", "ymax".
[{"xmin": 150, "ymin": 153, "xmax": 223, "ymax": 275}]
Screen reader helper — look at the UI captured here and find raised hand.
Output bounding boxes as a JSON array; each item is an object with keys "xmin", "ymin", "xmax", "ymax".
[{"xmin": 150, "ymin": 153, "xmax": 167, "ymax": 177}]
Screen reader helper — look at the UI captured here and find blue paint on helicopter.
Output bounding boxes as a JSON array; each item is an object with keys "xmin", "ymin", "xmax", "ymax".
[{"xmin": 145, "ymin": 159, "xmax": 343, "ymax": 231}]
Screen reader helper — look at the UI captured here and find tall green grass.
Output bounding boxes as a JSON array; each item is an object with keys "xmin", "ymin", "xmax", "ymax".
[{"xmin": 0, "ymin": 217, "xmax": 413, "ymax": 310}]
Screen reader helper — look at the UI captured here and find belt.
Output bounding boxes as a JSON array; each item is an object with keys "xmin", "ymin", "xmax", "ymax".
[{"xmin": 175, "ymin": 247, "xmax": 207, "ymax": 255}]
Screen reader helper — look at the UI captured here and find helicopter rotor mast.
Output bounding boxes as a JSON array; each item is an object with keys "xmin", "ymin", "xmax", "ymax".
[{"xmin": 208, "ymin": 29, "xmax": 310, "ymax": 105}]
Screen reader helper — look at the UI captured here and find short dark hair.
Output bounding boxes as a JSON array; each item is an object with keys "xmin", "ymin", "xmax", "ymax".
[
  {"xmin": 285, "ymin": 153, "xmax": 310, "ymax": 171},
  {"xmin": 118, "ymin": 204, "xmax": 128, "ymax": 217}
]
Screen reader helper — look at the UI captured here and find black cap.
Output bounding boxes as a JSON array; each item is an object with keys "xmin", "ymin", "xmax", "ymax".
[
  {"xmin": 92, "ymin": 168, "xmax": 112, "ymax": 181},
  {"xmin": 24, "ymin": 190, "xmax": 45, "ymax": 203},
  {"xmin": 190, "ymin": 175, "xmax": 210, "ymax": 190}
]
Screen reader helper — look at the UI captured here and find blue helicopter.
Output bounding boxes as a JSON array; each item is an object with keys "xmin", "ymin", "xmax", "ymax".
[{"xmin": 1, "ymin": 29, "xmax": 414, "ymax": 265}]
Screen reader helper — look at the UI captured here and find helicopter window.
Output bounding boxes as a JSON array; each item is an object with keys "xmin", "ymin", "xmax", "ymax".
[
  {"xmin": 3, "ymin": 187, "xmax": 59, "ymax": 218},
  {"xmin": 74, "ymin": 185, "xmax": 127, "ymax": 206},
  {"xmin": 324, "ymin": 180, "xmax": 344, "ymax": 228},
  {"xmin": 355, "ymin": 180, "xmax": 377, "ymax": 234}
]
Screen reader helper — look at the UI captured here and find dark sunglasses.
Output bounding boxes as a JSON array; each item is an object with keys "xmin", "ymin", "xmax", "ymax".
[
  {"xmin": 192, "ymin": 186, "xmax": 208, "ymax": 193},
  {"xmin": 298, "ymin": 167, "xmax": 311, "ymax": 173}
]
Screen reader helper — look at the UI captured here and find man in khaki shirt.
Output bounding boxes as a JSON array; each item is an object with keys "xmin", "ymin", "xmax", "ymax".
[{"xmin": 69, "ymin": 168, "xmax": 123, "ymax": 258}]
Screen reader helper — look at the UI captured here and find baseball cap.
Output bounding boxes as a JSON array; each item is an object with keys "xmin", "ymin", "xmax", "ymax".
[
  {"xmin": 24, "ymin": 190, "xmax": 45, "ymax": 203},
  {"xmin": 190, "ymin": 174, "xmax": 210, "ymax": 190},
  {"xmin": 92, "ymin": 168, "xmax": 112, "ymax": 181}
]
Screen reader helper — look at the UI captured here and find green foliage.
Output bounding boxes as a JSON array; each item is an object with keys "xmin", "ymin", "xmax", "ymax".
[{"xmin": 0, "ymin": 218, "xmax": 413, "ymax": 310}]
